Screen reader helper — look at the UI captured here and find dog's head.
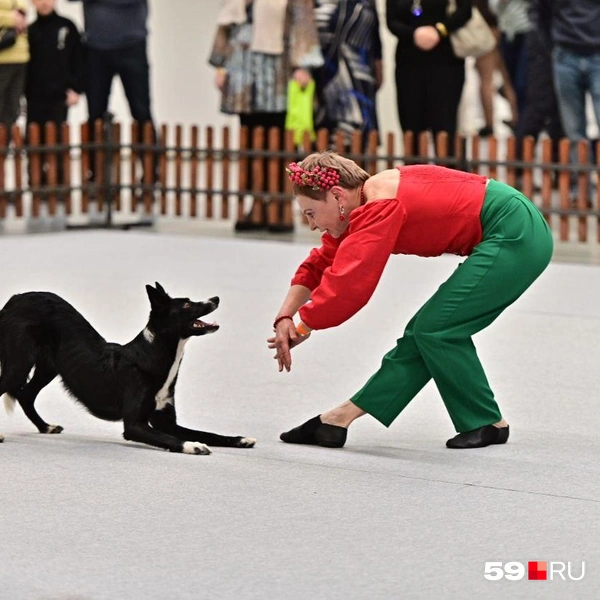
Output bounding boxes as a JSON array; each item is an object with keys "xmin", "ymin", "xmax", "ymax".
[{"xmin": 146, "ymin": 282, "xmax": 220, "ymax": 338}]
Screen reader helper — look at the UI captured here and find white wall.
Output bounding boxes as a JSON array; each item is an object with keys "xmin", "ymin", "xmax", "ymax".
[{"xmin": 51, "ymin": 0, "xmax": 486, "ymax": 138}]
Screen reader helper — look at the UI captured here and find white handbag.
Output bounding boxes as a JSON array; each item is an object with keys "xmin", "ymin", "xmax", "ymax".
[{"xmin": 447, "ymin": 0, "xmax": 496, "ymax": 59}]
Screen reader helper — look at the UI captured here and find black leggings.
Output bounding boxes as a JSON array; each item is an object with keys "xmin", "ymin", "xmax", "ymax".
[{"xmin": 395, "ymin": 60, "xmax": 465, "ymax": 157}]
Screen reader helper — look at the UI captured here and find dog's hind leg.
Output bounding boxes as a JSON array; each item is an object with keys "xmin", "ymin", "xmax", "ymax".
[
  {"xmin": 16, "ymin": 361, "xmax": 62, "ymax": 434},
  {"xmin": 150, "ymin": 404, "xmax": 256, "ymax": 448}
]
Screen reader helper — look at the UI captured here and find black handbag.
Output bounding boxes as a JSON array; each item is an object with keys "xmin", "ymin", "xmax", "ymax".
[{"xmin": 0, "ymin": 27, "xmax": 17, "ymax": 51}]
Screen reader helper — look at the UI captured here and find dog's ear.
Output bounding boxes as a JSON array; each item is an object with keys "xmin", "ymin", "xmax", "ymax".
[
  {"xmin": 154, "ymin": 282, "xmax": 167, "ymax": 295},
  {"xmin": 146, "ymin": 284, "xmax": 170, "ymax": 311}
]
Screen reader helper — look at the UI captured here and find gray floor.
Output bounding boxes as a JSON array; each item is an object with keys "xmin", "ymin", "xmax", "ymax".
[{"xmin": 0, "ymin": 231, "xmax": 598, "ymax": 600}]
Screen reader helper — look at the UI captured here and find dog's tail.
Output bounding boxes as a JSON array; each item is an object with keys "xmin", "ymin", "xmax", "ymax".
[{"xmin": 3, "ymin": 394, "xmax": 16, "ymax": 415}]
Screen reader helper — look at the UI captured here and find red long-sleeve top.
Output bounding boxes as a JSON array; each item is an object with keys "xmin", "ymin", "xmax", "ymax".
[{"xmin": 293, "ymin": 165, "xmax": 488, "ymax": 330}]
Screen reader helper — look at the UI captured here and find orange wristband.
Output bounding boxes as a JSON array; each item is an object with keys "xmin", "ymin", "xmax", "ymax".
[{"xmin": 296, "ymin": 322, "xmax": 312, "ymax": 335}]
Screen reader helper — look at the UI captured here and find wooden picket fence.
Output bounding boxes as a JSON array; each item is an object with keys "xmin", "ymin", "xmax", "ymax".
[{"xmin": 0, "ymin": 117, "xmax": 599, "ymax": 241}]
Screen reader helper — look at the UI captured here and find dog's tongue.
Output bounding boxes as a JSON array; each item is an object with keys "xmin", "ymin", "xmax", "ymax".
[{"xmin": 193, "ymin": 319, "xmax": 217, "ymax": 329}]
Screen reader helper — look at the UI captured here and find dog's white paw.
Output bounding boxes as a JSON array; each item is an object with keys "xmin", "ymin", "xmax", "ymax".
[
  {"xmin": 45, "ymin": 425, "xmax": 64, "ymax": 434},
  {"xmin": 237, "ymin": 437, "xmax": 257, "ymax": 448},
  {"xmin": 182, "ymin": 441, "xmax": 211, "ymax": 455}
]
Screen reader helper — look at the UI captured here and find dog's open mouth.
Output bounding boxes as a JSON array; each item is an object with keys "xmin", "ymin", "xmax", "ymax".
[{"xmin": 192, "ymin": 319, "xmax": 219, "ymax": 333}]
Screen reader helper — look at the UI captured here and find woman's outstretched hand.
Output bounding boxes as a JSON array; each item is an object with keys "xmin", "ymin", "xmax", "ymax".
[{"xmin": 267, "ymin": 320, "xmax": 311, "ymax": 372}]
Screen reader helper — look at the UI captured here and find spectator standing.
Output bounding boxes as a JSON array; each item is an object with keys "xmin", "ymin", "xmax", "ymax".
[
  {"xmin": 26, "ymin": 0, "xmax": 84, "ymax": 185},
  {"xmin": 0, "ymin": 0, "xmax": 28, "ymax": 132},
  {"xmin": 312, "ymin": 0, "xmax": 383, "ymax": 147},
  {"xmin": 69, "ymin": 0, "xmax": 153, "ymax": 127},
  {"xmin": 531, "ymin": 0, "xmax": 600, "ymax": 199},
  {"xmin": 385, "ymin": 0, "xmax": 472, "ymax": 158},
  {"xmin": 68, "ymin": 0, "xmax": 155, "ymax": 185},
  {"xmin": 209, "ymin": 0, "xmax": 323, "ymax": 233},
  {"xmin": 514, "ymin": 26, "xmax": 563, "ymax": 176},
  {"xmin": 490, "ymin": 0, "xmax": 531, "ymax": 119},
  {"xmin": 473, "ymin": 0, "xmax": 518, "ymax": 136}
]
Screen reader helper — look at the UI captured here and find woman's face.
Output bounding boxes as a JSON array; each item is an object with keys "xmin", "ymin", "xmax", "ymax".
[{"xmin": 296, "ymin": 191, "xmax": 348, "ymax": 238}]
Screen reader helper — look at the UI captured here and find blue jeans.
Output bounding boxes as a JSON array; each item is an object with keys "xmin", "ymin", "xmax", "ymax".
[{"xmin": 553, "ymin": 46, "xmax": 600, "ymax": 196}]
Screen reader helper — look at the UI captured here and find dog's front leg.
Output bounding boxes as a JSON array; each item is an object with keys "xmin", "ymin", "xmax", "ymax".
[
  {"xmin": 122, "ymin": 421, "xmax": 211, "ymax": 455},
  {"xmin": 150, "ymin": 404, "xmax": 256, "ymax": 448}
]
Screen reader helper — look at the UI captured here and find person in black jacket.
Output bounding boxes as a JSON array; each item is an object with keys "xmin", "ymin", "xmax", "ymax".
[
  {"xmin": 386, "ymin": 0, "xmax": 472, "ymax": 158},
  {"xmin": 26, "ymin": 0, "xmax": 84, "ymax": 185}
]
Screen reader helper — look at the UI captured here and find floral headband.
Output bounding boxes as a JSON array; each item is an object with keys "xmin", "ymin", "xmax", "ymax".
[{"xmin": 286, "ymin": 162, "xmax": 341, "ymax": 191}]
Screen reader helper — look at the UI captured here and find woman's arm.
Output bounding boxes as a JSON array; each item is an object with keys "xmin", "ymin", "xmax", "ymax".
[
  {"xmin": 385, "ymin": 0, "xmax": 416, "ymax": 41},
  {"xmin": 270, "ymin": 284, "xmax": 312, "ymax": 373},
  {"xmin": 299, "ymin": 199, "xmax": 407, "ymax": 330},
  {"xmin": 208, "ymin": 24, "xmax": 231, "ymax": 68},
  {"xmin": 444, "ymin": 0, "xmax": 473, "ymax": 33}
]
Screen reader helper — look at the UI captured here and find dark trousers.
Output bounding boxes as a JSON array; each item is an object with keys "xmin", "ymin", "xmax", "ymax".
[
  {"xmin": 501, "ymin": 32, "xmax": 528, "ymax": 116},
  {"xmin": 516, "ymin": 31, "xmax": 564, "ymax": 165},
  {"xmin": 0, "ymin": 63, "xmax": 26, "ymax": 132},
  {"xmin": 85, "ymin": 40, "xmax": 156, "ymax": 182},
  {"xmin": 85, "ymin": 40, "xmax": 152, "ymax": 123},
  {"xmin": 26, "ymin": 101, "xmax": 69, "ymax": 186},
  {"xmin": 395, "ymin": 59, "xmax": 465, "ymax": 158}
]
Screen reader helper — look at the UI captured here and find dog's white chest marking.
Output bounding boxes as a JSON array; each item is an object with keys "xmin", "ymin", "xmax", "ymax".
[{"xmin": 155, "ymin": 339, "xmax": 188, "ymax": 410}]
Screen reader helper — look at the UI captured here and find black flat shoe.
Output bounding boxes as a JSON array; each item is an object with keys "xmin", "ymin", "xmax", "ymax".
[
  {"xmin": 234, "ymin": 219, "xmax": 267, "ymax": 232},
  {"xmin": 446, "ymin": 425, "xmax": 509, "ymax": 449},
  {"xmin": 280, "ymin": 415, "xmax": 347, "ymax": 448},
  {"xmin": 267, "ymin": 223, "xmax": 294, "ymax": 233}
]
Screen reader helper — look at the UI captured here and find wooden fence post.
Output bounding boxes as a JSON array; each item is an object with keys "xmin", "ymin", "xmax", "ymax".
[
  {"xmin": 190, "ymin": 125, "xmax": 199, "ymax": 218},
  {"xmin": 94, "ymin": 119, "xmax": 104, "ymax": 210},
  {"xmin": 540, "ymin": 138, "xmax": 553, "ymax": 226},
  {"xmin": 12, "ymin": 125, "xmax": 24, "ymax": 217},
  {"xmin": 385, "ymin": 132, "xmax": 395, "ymax": 170},
  {"xmin": 0, "ymin": 125, "xmax": 7, "ymax": 219},
  {"xmin": 267, "ymin": 126, "xmax": 281, "ymax": 228},
  {"xmin": 142, "ymin": 121, "xmax": 154, "ymax": 215},
  {"xmin": 45, "ymin": 122, "xmax": 58, "ymax": 215},
  {"xmin": 576, "ymin": 139, "xmax": 589, "ymax": 242},
  {"xmin": 221, "ymin": 126, "xmax": 230, "ymax": 219},
  {"xmin": 558, "ymin": 138, "xmax": 571, "ymax": 241},
  {"xmin": 62, "ymin": 123, "xmax": 72, "ymax": 213},
  {"xmin": 80, "ymin": 121, "xmax": 90, "ymax": 214},
  {"xmin": 28, "ymin": 123, "xmax": 41, "ymax": 218},
  {"xmin": 112, "ymin": 122, "xmax": 121, "ymax": 212},
  {"xmin": 237, "ymin": 126, "xmax": 249, "ymax": 222},
  {"xmin": 159, "ymin": 124, "xmax": 168, "ymax": 215},
  {"xmin": 505, "ymin": 136, "xmax": 516, "ymax": 188},
  {"xmin": 521, "ymin": 136, "xmax": 535, "ymax": 200}
]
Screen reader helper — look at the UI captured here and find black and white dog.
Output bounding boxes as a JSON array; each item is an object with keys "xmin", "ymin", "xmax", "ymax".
[{"xmin": 0, "ymin": 283, "xmax": 256, "ymax": 454}]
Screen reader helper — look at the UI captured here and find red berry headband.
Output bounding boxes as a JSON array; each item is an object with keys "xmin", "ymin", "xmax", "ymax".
[{"xmin": 286, "ymin": 162, "xmax": 341, "ymax": 191}]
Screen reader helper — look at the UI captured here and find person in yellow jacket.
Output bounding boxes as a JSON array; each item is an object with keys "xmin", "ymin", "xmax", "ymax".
[{"xmin": 0, "ymin": 0, "xmax": 29, "ymax": 132}]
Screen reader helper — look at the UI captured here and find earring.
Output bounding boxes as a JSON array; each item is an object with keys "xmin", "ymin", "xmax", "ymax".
[{"xmin": 339, "ymin": 205, "xmax": 345, "ymax": 221}]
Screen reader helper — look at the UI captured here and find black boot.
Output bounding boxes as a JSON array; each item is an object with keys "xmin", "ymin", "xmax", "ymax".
[
  {"xmin": 280, "ymin": 415, "xmax": 347, "ymax": 448},
  {"xmin": 234, "ymin": 213, "xmax": 267, "ymax": 231},
  {"xmin": 446, "ymin": 425, "xmax": 509, "ymax": 449}
]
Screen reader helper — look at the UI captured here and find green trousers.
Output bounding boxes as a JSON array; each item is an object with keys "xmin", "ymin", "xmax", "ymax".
[{"xmin": 351, "ymin": 180, "xmax": 554, "ymax": 433}]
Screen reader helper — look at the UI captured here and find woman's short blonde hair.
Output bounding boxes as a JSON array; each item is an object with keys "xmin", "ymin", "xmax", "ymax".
[{"xmin": 291, "ymin": 150, "xmax": 370, "ymax": 200}]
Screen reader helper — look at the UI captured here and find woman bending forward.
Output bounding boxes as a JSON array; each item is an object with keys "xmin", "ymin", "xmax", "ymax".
[{"xmin": 269, "ymin": 151, "xmax": 553, "ymax": 449}]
